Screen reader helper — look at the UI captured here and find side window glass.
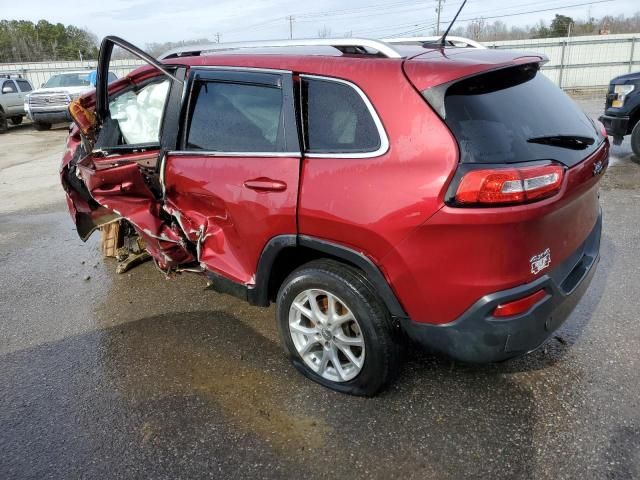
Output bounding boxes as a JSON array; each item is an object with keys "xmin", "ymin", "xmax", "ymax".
[
  {"xmin": 186, "ymin": 81, "xmax": 283, "ymax": 152},
  {"xmin": 16, "ymin": 80, "xmax": 32, "ymax": 92},
  {"xmin": 2, "ymin": 80, "xmax": 18, "ymax": 94},
  {"xmin": 108, "ymin": 79, "xmax": 170, "ymax": 145},
  {"xmin": 301, "ymin": 78, "xmax": 381, "ymax": 154}
]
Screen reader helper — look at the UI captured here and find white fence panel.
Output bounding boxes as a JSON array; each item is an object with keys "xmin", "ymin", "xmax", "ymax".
[
  {"xmin": 0, "ymin": 59, "xmax": 146, "ymax": 88},
  {"xmin": 485, "ymin": 33, "xmax": 640, "ymax": 90}
]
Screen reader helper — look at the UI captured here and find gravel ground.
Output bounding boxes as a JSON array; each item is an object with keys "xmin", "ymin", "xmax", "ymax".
[{"xmin": 0, "ymin": 99, "xmax": 639, "ymax": 479}]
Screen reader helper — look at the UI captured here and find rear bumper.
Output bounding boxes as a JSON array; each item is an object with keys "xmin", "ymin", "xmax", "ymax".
[
  {"xmin": 401, "ymin": 211, "xmax": 602, "ymax": 363},
  {"xmin": 599, "ymin": 114, "xmax": 629, "ymax": 142}
]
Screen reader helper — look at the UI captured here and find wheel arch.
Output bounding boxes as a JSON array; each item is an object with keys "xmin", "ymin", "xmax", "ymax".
[
  {"xmin": 250, "ymin": 235, "xmax": 407, "ymax": 319},
  {"xmin": 628, "ymin": 104, "xmax": 640, "ymax": 135}
]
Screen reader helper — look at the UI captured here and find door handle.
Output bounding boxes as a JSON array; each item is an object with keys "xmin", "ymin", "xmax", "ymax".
[
  {"xmin": 93, "ymin": 181, "xmax": 134, "ymax": 195},
  {"xmin": 243, "ymin": 178, "xmax": 287, "ymax": 192}
]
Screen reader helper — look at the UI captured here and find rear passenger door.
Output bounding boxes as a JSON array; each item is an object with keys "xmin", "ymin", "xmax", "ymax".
[{"xmin": 162, "ymin": 69, "xmax": 301, "ymax": 285}]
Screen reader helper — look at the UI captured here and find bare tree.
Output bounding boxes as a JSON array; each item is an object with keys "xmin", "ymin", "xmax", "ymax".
[{"xmin": 317, "ymin": 25, "xmax": 332, "ymax": 38}]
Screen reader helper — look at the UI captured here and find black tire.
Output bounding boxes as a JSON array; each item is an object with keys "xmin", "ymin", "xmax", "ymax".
[
  {"xmin": 631, "ymin": 121, "xmax": 640, "ymax": 157},
  {"xmin": 276, "ymin": 259, "xmax": 401, "ymax": 396},
  {"xmin": 0, "ymin": 111, "xmax": 7, "ymax": 134},
  {"xmin": 33, "ymin": 122, "xmax": 51, "ymax": 131},
  {"xmin": 9, "ymin": 116, "xmax": 22, "ymax": 126}
]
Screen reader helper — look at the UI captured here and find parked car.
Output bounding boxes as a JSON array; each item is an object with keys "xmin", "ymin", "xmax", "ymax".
[
  {"xmin": 599, "ymin": 71, "xmax": 640, "ymax": 156},
  {"xmin": 25, "ymin": 70, "xmax": 117, "ymax": 131},
  {"xmin": 61, "ymin": 36, "xmax": 608, "ymax": 395},
  {"xmin": 0, "ymin": 74, "xmax": 34, "ymax": 133}
]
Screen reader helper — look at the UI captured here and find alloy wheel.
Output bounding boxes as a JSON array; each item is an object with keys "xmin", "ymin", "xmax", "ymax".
[{"xmin": 288, "ymin": 288, "xmax": 365, "ymax": 382}]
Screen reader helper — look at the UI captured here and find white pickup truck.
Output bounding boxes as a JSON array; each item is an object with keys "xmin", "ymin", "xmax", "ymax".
[{"xmin": 25, "ymin": 70, "xmax": 117, "ymax": 130}]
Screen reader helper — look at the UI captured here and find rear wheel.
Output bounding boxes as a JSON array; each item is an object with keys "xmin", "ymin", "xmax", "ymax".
[
  {"xmin": 0, "ymin": 112, "xmax": 7, "ymax": 133},
  {"xmin": 34, "ymin": 122, "xmax": 51, "ymax": 131},
  {"xmin": 276, "ymin": 259, "xmax": 400, "ymax": 396},
  {"xmin": 631, "ymin": 122, "xmax": 640, "ymax": 157},
  {"xmin": 9, "ymin": 116, "xmax": 22, "ymax": 126}
]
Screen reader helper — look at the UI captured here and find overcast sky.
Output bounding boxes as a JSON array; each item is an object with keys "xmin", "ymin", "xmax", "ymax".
[{"xmin": 3, "ymin": 0, "xmax": 639, "ymax": 45}]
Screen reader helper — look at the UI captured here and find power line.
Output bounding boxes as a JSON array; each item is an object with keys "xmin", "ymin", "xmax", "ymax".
[{"xmin": 354, "ymin": 0, "xmax": 616, "ymax": 37}]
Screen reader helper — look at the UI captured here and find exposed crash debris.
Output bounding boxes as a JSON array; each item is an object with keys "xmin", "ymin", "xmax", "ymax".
[{"xmin": 100, "ymin": 220, "xmax": 151, "ymax": 274}]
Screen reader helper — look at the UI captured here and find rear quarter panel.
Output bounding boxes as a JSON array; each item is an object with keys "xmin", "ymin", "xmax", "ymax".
[{"xmin": 296, "ymin": 62, "xmax": 459, "ymax": 264}]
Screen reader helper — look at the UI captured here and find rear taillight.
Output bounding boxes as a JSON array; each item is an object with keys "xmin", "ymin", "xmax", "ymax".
[{"xmin": 455, "ymin": 164, "xmax": 564, "ymax": 206}]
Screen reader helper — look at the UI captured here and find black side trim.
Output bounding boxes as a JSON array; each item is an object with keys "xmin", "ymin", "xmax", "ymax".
[
  {"xmin": 206, "ymin": 270, "xmax": 248, "ymax": 302},
  {"xmin": 298, "ymin": 235, "xmax": 407, "ymax": 318},
  {"xmin": 249, "ymin": 235, "xmax": 297, "ymax": 307},
  {"xmin": 205, "ymin": 234, "xmax": 407, "ymax": 319}
]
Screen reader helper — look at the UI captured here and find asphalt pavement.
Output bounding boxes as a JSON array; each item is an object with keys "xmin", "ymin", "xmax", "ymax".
[{"xmin": 0, "ymin": 100, "xmax": 639, "ymax": 479}]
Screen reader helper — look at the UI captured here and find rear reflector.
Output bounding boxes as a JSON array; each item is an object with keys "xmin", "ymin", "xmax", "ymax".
[
  {"xmin": 492, "ymin": 289, "xmax": 547, "ymax": 318},
  {"xmin": 455, "ymin": 164, "xmax": 564, "ymax": 205}
]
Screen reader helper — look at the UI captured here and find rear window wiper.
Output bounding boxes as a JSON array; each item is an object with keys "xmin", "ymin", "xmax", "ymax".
[{"xmin": 526, "ymin": 135, "xmax": 595, "ymax": 150}]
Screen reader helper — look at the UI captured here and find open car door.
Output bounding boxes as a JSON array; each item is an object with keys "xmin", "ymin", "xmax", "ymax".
[
  {"xmin": 61, "ymin": 37, "xmax": 302, "ymax": 281},
  {"xmin": 61, "ymin": 36, "xmax": 195, "ymax": 268}
]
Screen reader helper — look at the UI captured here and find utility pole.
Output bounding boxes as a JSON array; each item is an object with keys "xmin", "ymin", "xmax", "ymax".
[
  {"xmin": 215, "ymin": 32, "xmax": 221, "ymax": 43},
  {"xmin": 287, "ymin": 15, "xmax": 294, "ymax": 39},
  {"xmin": 435, "ymin": 0, "xmax": 445, "ymax": 35}
]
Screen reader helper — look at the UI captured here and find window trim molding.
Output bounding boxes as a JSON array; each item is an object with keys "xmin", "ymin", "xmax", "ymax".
[
  {"xmin": 167, "ymin": 150, "xmax": 301, "ymax": 158},
  {"xmin": 299, "ymin": 74, "xmax": 390, "ymax": 159}
]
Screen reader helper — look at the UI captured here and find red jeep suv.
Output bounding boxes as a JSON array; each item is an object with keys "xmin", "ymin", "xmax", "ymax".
[{"xmin": 61, "ymin": 37, "xmax": 607, "ymax": 395}]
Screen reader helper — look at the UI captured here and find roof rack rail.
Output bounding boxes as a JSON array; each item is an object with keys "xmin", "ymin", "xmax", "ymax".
[
  {"xmin": 0, "ymin": 71, "xmax": 25, "ymax": 79},
  {"xmin": 160, "ymin": 38, "xmax": 403, "ymax": 60},
  {"xmin": 383, "ymin": 36, "xmax": 485, "ymax": 49}
]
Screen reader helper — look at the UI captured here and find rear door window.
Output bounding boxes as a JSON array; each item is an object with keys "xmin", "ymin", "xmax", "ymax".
[
  {"xmin": 442, "ymin": 64, "xmax": 600, "ymax": 166},
  {"xmin": 186, "ymin": 81, "xmax": 284, "ymax": 152},
  {"xmin": 16, "ymin": 80, "xmax": 32, "ymax": 92},
  {"xmin": 301, "ymin": 77, "xmax": 381, "ymax": 154}
]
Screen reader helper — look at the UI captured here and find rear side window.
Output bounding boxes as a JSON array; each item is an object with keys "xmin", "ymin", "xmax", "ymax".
[
  {"xmin": 2, "ymin": 80, "xmax": 17, "ymax": 93},
  {"xmin": 16, "ymin": 80, "xmax": 32, "ymax": 92},
  {"xmin": 186, "ymin": 81, "xmax": 283, "ymax": 152},
  {"xmin": 301, "ymin": 77, "xmax": 381, "ymax": 154},
  {"xmin": 442, "ymin": 65, "xmax": 599, "ymax": 165}
]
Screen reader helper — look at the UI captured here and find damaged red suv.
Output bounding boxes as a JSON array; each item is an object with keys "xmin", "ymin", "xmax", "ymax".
[{"xmin": 61, "ymin": 36, "xmax": 608, "ymax": 395}]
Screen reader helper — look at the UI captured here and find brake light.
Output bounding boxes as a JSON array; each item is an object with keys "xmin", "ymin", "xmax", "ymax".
[
  {"xmin": 596, "ymin": 120, "xmax": 607, "ymax": 138},
  {"xmin": 492, "ymin": 289, "xmax": 547, "ymax": 318},
  {"xmin": 455, "ymin": 164, "xmax": 564, "ymax": 205}
]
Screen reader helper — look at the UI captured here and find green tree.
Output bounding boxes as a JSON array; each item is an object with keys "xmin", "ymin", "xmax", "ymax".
[
  {"xmin": 0, "ymin": 19, "xmax": 98, "ymax": 62},
  {"xmin": 550, "ymin": 14, "xmax": 574, "ymax": 37}
]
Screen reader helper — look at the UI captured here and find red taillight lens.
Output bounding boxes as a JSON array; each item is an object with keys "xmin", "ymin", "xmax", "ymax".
[
  {"xmin": 596, "ymin": 120, "xmax": 607, "ymax": 138},
  {"xmin": 455, "ymin": 164, "xmax": 564, "ymax": 205},
  {"xmin": 492, "ymin": 289, "xmax": 547, "ymax": 318}
]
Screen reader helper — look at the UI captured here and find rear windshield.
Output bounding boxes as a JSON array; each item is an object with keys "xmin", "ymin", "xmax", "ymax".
[{"xmin": 442, "ymin": 64, "xmax": 599, "ymax": 165}]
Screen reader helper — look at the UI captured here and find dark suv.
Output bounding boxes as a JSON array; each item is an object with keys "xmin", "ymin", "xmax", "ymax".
[
  {"xmin": 61, "ymin": 37, "xmax": 607, "ymax": 395},
  {"xmin": 599, "ymin": 70, "xmax": 640, "ymax": 156}
]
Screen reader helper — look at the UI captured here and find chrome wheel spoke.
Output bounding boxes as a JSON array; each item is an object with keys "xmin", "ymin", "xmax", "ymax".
[
  {"xmin": 330, "ymin": 311, "xmax": 355, "ymax": 329},
  {"xmin": 308, "ymin": 291, "xmax": 328, "ymax": 325},
  {"xmin": 289, "ymin": 322, "xmax": 319, "ymax": 336},
  {"xmin": 291, "ymin": 300, "xmax": 313, "ymax": 321},
  {"xmin": 334, "ymin": 333, "xmax": 364, "ymax": 348},
  {"xmin": 317, "ymin": 348, "xmax": 330, "ymax": 375},
  {"xmin": 335, "ymin": 342, "xmax": 363, "ymax": 370},
  {"xmin": 328, "ymin": 345, "xmax": 346, "ymax": 381},
  {"xmin": 299, "ymin": 337, "xmax": 320, "ymax": 357}
]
